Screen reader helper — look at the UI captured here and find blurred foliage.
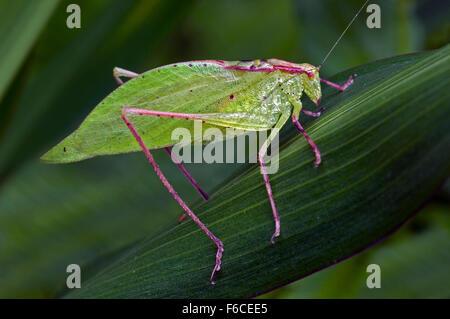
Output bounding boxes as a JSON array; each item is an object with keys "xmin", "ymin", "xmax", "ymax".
[{"xmin": 0, "ymin": 0, "xmax": 448, "ymax": 298}]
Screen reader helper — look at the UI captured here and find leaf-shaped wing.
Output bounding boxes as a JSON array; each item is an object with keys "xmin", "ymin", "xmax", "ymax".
[{"xmin": 41, "ymin": 61, "xmax": 269, "ymax": 163}]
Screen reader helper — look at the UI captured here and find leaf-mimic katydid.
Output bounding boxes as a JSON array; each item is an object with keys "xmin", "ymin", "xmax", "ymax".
[{"xmin": 42, "ymin": 1, "xmax": 369, "ymax": 284}]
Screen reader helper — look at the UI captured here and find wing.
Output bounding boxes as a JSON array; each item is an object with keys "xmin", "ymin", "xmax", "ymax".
[{"xmin": 41, "ymin": 61, "xmax": 285, "ymax": 163}]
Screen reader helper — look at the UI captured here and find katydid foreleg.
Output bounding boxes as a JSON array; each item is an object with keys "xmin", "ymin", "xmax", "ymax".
[
  {"xmin": 258, "ymin": 111, "xmax": 291, "ymax": 244},
  {"xmin": 292, "ymin": 113, "xmax": 321, "ymax": 168},
  {"xmin": 320, "ymin": 73, "xmax": 356, "ymax": 92},
  {"xmin": 301, "ymin": 108, "xmax": 325, "ymax": 118},
  {"xmin": 298, "ymin": 74, "xmax": 355, "ymax": 165},
  {"xmin": 121, "ymin": 107, "xmax": 223, "ymax": 284}
]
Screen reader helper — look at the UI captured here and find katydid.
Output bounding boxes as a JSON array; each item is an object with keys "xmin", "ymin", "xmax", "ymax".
[{"xmin": 41, "ymin": 1, "xmax": 368, "ymax": 285}]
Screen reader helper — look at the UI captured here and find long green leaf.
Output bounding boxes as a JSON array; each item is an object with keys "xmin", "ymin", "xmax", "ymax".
[{"xmin": 66, "ymin": 45, "xmax": 450, "ymax": 298}]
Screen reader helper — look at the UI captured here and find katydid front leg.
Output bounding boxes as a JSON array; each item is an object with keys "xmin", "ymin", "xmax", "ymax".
[
  {"xmin": 121, "ymin": 107, "xmax": 223, "ymax": 284},
  {"xmin": 291, "ymin": 101, "xmax": 322, "ymax": 167},
  {"xmin": 113, "ymin": 67, "xmax": 210, "ymax": 210},
  {"xmin": 301, "ymin": 107, "xmax": 325, "ymax": 117},
  {"xmin": 297, "ymin": 74, "xmax": 356, "ymax": 164},
  {"xmin": 258, "ymin": 111, "xmax": 291, "ymax": 244},
  {"xmin": 292, "ymin": 115, "xmax": 321, "ymax": 167},
  {"xmin": 320, "ymin": 73, "xmax": 356, "ymax": 92}
]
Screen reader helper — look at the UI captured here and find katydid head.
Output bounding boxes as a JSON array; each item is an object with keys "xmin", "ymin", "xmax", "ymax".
[{"xmin": 301, "ymin": 64, "xmax": 322, "ymax": 106}]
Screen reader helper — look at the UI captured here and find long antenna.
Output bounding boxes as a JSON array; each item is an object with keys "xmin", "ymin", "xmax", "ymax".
[{"xmin": 317, "ymin": 0, "xmax": 370, "ymax": 70}]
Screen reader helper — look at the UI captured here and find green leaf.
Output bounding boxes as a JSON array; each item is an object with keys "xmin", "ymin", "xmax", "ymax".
[{"xmin": 65, "ymin": 45, "xmax": 450, "ymax": 298}]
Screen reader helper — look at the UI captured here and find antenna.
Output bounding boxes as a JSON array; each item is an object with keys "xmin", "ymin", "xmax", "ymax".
[{"xmin": 317, "ymin": 0, "xmax": 370, "ymax": 70}]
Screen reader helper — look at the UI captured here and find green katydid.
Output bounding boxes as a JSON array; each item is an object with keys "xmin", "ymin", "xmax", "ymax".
[{"xmin": 41, "ymin": 1, "xmax": 369, "ymax": 284}]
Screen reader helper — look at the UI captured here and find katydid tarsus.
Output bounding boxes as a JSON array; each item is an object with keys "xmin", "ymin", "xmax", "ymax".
[{"xmin": 42, "ymin": 1, "xmax": 369, "ymax": 284}]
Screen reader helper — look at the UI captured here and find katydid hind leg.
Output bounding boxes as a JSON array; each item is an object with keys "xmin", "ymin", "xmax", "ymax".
[
  {"xmin": 301, "ymin": 108, "xmax": 325, "ymax": 118},
  {"xmin": 258, "ymin": 111, "xmax": 291, "ymax": 244},
  {"xmin": 121, "ymin": 108, "xmax": 223, "ymax": 284},
  {"xmin": 120, "ymin": 106, "xmax": 211, "ymax": 217},
  {"xmin": 164, "ymin": 147, "xmax": 209, "ymax": 201},
  {"xmin": 120, "ymin": 106, "xmax": 258, "ymax": 224},
  {"xmin": 164, "ymin": 146, "xmax": 209, "ymax": 224},
  {"xmin": 113, "ymin": 67, "xmax": 139, "ymax": 86},
  {"xmin": 115, "ymin": 69, "xmax": 211, "ymax": 222}
]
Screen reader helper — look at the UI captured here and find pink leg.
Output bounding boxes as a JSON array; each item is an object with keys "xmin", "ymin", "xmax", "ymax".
[
  {"xmin": 320, "ymin": 73, "xmax": 356, "ymax": 91},
  {"xmin": 258, "ymin": 153, "xmax": 280, "ymax": 244},
  {"xmin": 292, "ymin": 114, "xmax": 321, "ymax": 167},
  {"xmin": 256, "ymin": 111, "xmax": 291, "ymax": 244},
  {"xmin": 164, "ymin": 147, "xmax": 209, "ymax": 201},
  {"xmin": 113, "ymin": 67, "xmax": 139, "ymax": 86},
  {"xmin": 121, "ymin": 108, "xmax": 223, "ymax": 285},
  {"xmin": 301, "ymin": 107, "xmax": 325, "ymax": 118},
  {"xmin": 164, "ymin": 147, "xmax": 209, "ymax": 224},
  {"xmin": 114, "ymin": 69, "xmax": 210, "ymax": 218}
]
